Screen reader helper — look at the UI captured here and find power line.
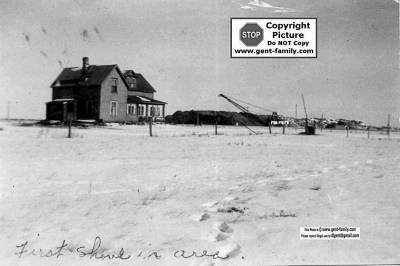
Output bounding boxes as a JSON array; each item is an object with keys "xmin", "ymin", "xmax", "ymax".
[
  {"xmin": 225, "ymin": 95, "xmax": 276, "ymax": 113},
  {"xmin": 220, "ymin": 93, "xmax": 318, "ymax": 121}
]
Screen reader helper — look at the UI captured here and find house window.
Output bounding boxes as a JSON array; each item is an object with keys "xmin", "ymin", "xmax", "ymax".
[
  {"xmin": 111, "ymin": 78, "xmax": 118, "ymax": 93},
  {"xmin": 155, "ymin": 106, "xmax": 160, "ymax": 117},
  {"xmin": 110, "ymin": 101, "xmax": 118, "ymax": 116},
  {"xmin": 138, "ymin": 105, "xmax": 145, "ymax": 116},
  {"xmin": 149, "ymin": 106, "xmax": 161, "ymax": 117},
  {"xmin": 127, "ymin": 104, "xmax": 136, "ymax": 115},
  {"xmin": 130, "ymin": 78, "xmax": 136, "ymax": 89}
]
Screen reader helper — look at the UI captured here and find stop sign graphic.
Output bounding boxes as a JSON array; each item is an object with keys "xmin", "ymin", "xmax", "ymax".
[{"xmin": 240, "ymin": 23, "xmax": 263, "ymax": 46}]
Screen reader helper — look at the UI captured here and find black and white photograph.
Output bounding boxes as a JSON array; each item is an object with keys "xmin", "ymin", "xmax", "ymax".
[{"xmin": 0, "ymin": 0, "xmax": 399, "ymax": 265}]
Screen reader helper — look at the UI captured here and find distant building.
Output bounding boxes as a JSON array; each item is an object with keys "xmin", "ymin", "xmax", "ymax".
[{"xmin": 46, "ymin": 57, "xmax": 167, "ymax": 122}]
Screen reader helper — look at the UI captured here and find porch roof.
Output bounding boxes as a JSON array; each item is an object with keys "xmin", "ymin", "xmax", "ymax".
[
  {"xmin": 46, "ymin": 98, "xmax": 75, "ymax": 104},
  {"xmin": 127, "ymin": 96, "xmax": 167, "ymax": 105}
]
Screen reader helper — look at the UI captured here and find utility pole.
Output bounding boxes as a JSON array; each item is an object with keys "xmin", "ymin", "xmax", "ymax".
[
  {"xmin": 387, "ymin": 114, "xmax": 391, "ymax": 138},
  {"xmin": 301, "ymin": 94, "xmax": 308, "ymax": 134}
]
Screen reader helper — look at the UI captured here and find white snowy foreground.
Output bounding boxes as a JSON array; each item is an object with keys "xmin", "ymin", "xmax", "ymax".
[{"xmin": 0, "ymin": 121, "xmax": 399, "ymax": 266}]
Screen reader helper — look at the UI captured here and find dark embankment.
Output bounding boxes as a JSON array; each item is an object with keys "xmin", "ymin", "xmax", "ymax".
[{"xmin": 165, "ymin": 110, "xmax": 271, "ymax": 126}]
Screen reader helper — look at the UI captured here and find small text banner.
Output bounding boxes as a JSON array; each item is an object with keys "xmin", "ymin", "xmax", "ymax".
[{"xmin": 300, "ymin": 226, "xmax": 360, "ymax": 240}]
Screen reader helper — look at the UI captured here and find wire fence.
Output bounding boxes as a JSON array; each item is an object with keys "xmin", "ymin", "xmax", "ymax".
[
  {"xmin": 5, "ymin": 120, "xmax": 400, "ymax": 140},
  {"xmin": 116, "ymin": 124, "xmax": 400, "ymax": 139}
]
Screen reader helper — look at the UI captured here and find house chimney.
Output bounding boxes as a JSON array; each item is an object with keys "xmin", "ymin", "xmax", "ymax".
[
  {"xmin": 82, "ymin": 57, "xmax": 89, "ymax": 79},
  {"xmin": 82, "ymin": 57, "xmax": 89, "ymax": 70}
]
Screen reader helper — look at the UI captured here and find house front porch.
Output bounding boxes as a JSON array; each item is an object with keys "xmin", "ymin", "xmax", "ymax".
[
  {"xmin": 46, "ymin": 99, "xmax": 78, "ymax": 121},
  {"xmin": 127, "ymin": 96, "xmax": 167, "ymax": 122}
]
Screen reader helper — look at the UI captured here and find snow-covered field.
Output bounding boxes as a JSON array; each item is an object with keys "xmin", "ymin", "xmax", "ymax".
[{"xmin": 0, "ymin": 121, "xmax": 399, "ymax": 265}]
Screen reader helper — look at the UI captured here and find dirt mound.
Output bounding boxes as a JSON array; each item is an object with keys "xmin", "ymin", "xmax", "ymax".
[{"xmin": 165, "ymin": 110, "xmax": 271, "ymax": 126}]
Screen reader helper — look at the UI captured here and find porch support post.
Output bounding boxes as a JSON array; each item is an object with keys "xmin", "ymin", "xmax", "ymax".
[
  {"xmin": 145, "ymin": 104, "xmax": 148, "ymax": 118},
  {"xmin": 73, "ymin": 101, "xmax": 78, "ymax": 120},
  {"xmin": 63, "ymin": 102, "xmax": 68, "ymax": 122},
  {"xmin": 162, "ymin": 105, "xmax": 165, "ymax": 119}
]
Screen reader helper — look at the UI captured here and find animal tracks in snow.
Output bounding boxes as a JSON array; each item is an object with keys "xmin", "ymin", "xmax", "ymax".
[
  {"xmin": 195, "ymin": 197, "xmax": 243, "ymax": 260},
  {"xmin": 190, "ymin": 213, "xmax": 210, "ymax": 222},
  {"xmin": 215, "ymin": 221, "xmax": 233, "ymax": 233}
]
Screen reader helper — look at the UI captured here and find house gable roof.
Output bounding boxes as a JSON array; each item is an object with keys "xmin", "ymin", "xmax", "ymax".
[
  {"xmin": 123, "ymin": 70, "xmax": 156, "ymax": 93},
  {"xmin": 51, "ymin": 65, "xmax": 129, "ymax": 89}
]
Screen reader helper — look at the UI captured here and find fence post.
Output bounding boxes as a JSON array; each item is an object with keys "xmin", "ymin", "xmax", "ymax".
[
  {"xmin": 387, "ymin": 114, "xmax": 390, "ymax": 138},
  {"xmin": 68, "ymin": 118, "xmax": 72, "ymax": 138},
  {"xmin": 269, "ymin": 123, "xmax": 272, "ymax": 134},
  {"xmin": 367, "ymin": 126, "xmax": 370, "ymax": 139},
  {"xmin": 282, "ymin": 123, "xmax": 285, "ymax": 135},
  {"xmin": 214, "ymin": 111, "xmax": 217, "ymax": 136},
  {"xmin": 346, "ymin": 126, "xmax": 349, "ymax": 137},
  {"xmin": 149, "ymin": 117, "xmax": 153, "ymax": 137}
]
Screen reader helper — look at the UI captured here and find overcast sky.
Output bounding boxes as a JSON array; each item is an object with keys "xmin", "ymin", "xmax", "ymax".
[{"xmin": 0, "ymin": 0, "xmax": 398, "ymax": 125}]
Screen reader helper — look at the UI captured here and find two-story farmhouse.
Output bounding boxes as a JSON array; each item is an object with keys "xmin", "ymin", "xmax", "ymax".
[{"xmin": 46, "ymin": 57, "xmax": 167, "ymax": 122}]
